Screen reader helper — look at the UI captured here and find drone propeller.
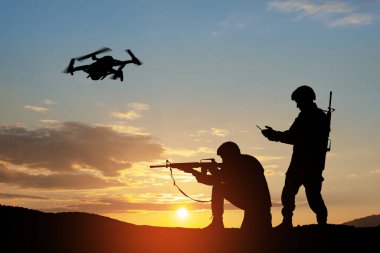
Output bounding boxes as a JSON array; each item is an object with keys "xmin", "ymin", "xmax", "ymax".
[
  {"xmin": 126, "ymin": 49, "xmax": 143, "ymax": 65},
  {"xmin": 76, "ymin": 47, "xmax": 112, "ymax": 61},
  {"xmin": 63, "ymin": 58, "xmax": 76, "ymax": 74},
  {"xmin": 110, "ymin": 50, "xmax": 142, "ymax": 81}
]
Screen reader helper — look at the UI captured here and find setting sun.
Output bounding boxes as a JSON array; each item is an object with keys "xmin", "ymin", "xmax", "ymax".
[{"xmin": 176, "ymin": 208, "xmax": 189, "ymax": 219}]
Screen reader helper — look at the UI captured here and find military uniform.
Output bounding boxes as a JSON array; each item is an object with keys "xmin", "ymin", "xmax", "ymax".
[
  {"xmin": 276, "ymin": 103, "xmax": 329, "ymax": 225},
  {"xmin": 262, "ymin": 86, "xmax": 330, "ymax": 227},
  {"xmin": 196, "ymin": 153, "xmax": 272, "ymax": 232}
]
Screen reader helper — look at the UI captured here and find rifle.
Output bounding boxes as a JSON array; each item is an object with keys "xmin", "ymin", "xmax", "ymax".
[
  {"xmin": 150, "ymin": 159, "xmax": 221, "ymax": 174},
  {"xmin": 322, "ymin": 91, "xmax": 335, "ymax": 171},
  {"xmin": 150, "ymin": 159, "xmax": 221, "ymax": 202},
  {"xmin": 325, "ymin": 91, "xmax": 335, "ymax": 152}
]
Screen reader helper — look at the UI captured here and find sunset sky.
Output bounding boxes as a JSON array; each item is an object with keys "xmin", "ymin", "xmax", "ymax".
[{"xmin": 0, "ymin": 1, "xmax": 379, "ymax": 228}]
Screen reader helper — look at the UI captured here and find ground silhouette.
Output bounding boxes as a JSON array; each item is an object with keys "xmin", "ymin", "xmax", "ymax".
[
  {"xmin": 1, "ymin": 205, "xmax": 378, "ymax": 253},
  {"xmin": 342, "ymin": 214, "xmax": 380, "ymax": 227}
]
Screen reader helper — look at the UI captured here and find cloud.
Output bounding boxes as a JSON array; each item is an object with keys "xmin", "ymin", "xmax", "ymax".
[
  {"xmin": 212, "ymin": 13, "xmax": 254, "ymax": 37},
  {"xmin": 268, "ymin": 0, "xmax": 374, "ymax": 27},
  {"xmin": 41, "ymin": 99, "xmax": 56, "ymax": 105},
  {"xmin": 163, "ymin": 146, "xmax": 214, "ymax": 158},
  {"xmin": 112, "ymin": 111, "xmax": 142, "ymax": 120},
  {"xmin": 129, "ymin": 103, "xmax": 150, "ymax": 111},
  {"xmin": 210, "ymin": 128, "xmax": 229, "ymax": 137},
  {"xmin": 0, "ymin": 122, "xmax": 163, "ymax": 185},
  {"xmin": 42, "ymin": 196, "xmax": 209, "ymax": 213},
  {"xmin": 0, "ymin": 163, "xmax": 121, "ymax": 189},
  {"xmin": 369, "ymin": 169, "xmax": 380, "ymax": 175},
  {"xmin": 256, "ymin": 155, "xmax": 284, "ymax": 162},
  {"xmin": 268, "ymin": 1, "xmax": 353, "ymax": 16},
  {"xmin": 329, "ymin": 13, "xmax": 373, "ymax": 27},
  {"xmin": 40, "ymin": 119, "xmax": 61, "ymax": 125},
  {"xmin": 43, "ymin": 195, "xmax": 282, "ymax": 214},
  {"xmin": 211, "ymin": 31, "xmax": 223, "ymax": 37},
  {"xmin": 190, "ymin": 128, "xmax": 230, "ymax": 140},
  {"xmin": 0, "ymin": 192, "xmax": 48, "ymax": 200},
  {"xmin": 24, "ymin": 99, "xmax": 56, "ymax": 114},
  {"xmin": 24, "ymin": 105, "xmax": 49, "ymax": 113},
  {"xmin": 112, "ymin": 103, "xmax": 150, "ymax": 120},
  {"xmin": 220, "ymin": 14, "xmax": 253, "ymax": 29},
  {"xmin": 104, "ymin": 124, "xmax": 150, "ymax": 136}
]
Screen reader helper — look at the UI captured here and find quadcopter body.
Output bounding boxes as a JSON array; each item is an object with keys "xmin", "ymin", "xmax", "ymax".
[{"xmin": 64, "ymin": 47, "xmax": 142, "ymax": 81}]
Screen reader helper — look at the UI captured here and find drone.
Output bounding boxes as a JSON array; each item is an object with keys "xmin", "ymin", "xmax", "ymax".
[{"xmin": 63, "ymin": 47, "xmax": 142, "ymax": 81}]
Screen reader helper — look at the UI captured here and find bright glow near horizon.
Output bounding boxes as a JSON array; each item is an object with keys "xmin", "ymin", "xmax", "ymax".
[{"xmin": 176, "ymin": 208, "xmax": 189, "ymax": 219}]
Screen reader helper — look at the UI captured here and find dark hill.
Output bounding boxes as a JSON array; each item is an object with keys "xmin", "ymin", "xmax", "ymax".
[
  {"xmin": 1, "ymin": 205, "xmax": 378, "ymax": 253},
  {"xmin": 342, "ymin": 214, "xmax": 380, "ymax": 227}
]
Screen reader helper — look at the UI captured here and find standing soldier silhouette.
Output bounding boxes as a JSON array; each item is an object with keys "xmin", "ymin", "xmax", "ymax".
[{"xmin": 261, "ymin": 86, "xmax": 329, "ymax": 229}]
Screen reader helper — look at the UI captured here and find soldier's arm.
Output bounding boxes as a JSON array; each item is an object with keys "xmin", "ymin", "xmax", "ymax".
[
  {"xmin": 277, "ymin": 129, "xmax": 295, "ymax": 144},
  {"xmin": 275, "ymin": 117, "xmax": 301, "ymax": 144},
  {"xmin": 262, "ymin": 127, "xmax": 295, "ymax": 144},
  {"xmin": 192, "ymin": 170, "xmax": 216, "ymax": 186}
]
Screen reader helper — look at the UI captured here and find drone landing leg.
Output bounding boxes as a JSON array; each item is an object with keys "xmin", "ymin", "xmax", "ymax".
[{"xmin": 109, "ymin": 69, "xmax": 124, "ymax": 81}]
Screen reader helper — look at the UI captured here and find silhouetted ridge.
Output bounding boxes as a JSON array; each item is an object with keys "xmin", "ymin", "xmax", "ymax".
[
  {"xmin": 342, "ymin": 214, "xmax": 380, "ymax": 227},
  {"xmin": 1, "ymin": 205, "xmax": 378, "ymax": 253}
]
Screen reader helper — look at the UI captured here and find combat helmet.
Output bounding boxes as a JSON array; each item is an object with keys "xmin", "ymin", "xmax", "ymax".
[
  {"xmin": 291, "ymin": 85, "xmax": 316, "ymax": 101},
  {"xmin": 217, "ymin": 141, "xmax": 241, "ymax": 157}
]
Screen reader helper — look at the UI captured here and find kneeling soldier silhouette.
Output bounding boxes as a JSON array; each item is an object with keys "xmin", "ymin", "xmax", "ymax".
[{"xmin": 192, "ymin": 141, "xmax": 272, "ymax": 233}]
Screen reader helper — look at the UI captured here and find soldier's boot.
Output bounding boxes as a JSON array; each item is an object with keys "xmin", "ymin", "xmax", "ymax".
[
  {"xmin": 317, "ymin": 214, "xmax": 327, "ymax": 227},
  {"xmin": 275, "ymin": 217, "xmax": 293, "ymax": 231},
  {"xmin": 204, "ymin": 215, "xmax": 224, "ymax": 230}
]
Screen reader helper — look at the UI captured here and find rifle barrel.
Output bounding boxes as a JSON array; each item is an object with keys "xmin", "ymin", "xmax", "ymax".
[
  {"xmin": 150, "ymin": 164, "xmax": 168, "ymax": 168},
  {"xmin": 150, "ymin": 162, "xmax": 222, "ymax": 169},
  {"xmin": 329, "ymin": 91, "xmax": 332, "ymax": 109}
]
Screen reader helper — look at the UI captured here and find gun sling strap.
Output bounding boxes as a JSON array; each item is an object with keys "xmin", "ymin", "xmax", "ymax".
[{"xmin": 169, "ymin": 167, "xmax": 211, "ymax": 203}]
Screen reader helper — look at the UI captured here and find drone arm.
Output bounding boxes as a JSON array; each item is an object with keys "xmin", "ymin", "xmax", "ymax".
[
  {"xmin": 120, "ymin": 60, "xmax": 134, "ymax": 65},
  {"xmin": 112, "ymin": 59, "xmax": 126, "ymax": 66},
  {"xmin": 63, "ymin": 59, "xmax": 90, "ymax": 75}
]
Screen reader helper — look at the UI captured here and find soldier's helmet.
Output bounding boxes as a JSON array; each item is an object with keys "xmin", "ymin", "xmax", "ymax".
[
  {"xmin": 217, "ymin": 141, "xmax": 241, "ymax": 157},
  {"xmin": 291, "ymin": 85, "xmax": 316, "ymax": 101}
]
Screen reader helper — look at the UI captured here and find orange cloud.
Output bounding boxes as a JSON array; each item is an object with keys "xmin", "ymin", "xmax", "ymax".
[
  {"xmin": 42, "ymin": 195, "xmax": 282, "ymax": 214},
  {"xmin": 0, "ymin": 122, "xmax": 163, "ymax": 188},
  {"xmin": 112, "ymin": 103, "xmax": 150, "ymax": 120},
  {"xmin": 0, "ymin": 164, "xmax": 121, "ymax": 189},
  {"xmin": 0, "ymin": 193, "xmax": 48, "ymax": 200},
  {"xmin": 163, "ymin": 146, "xmax": 214, "ymax": 157},
  {"xmin": 103, "ymin": 124, "xmax": 150, "ymax": 136},
  {"xmin": 112, "ymin": 111, "xmax": 141, "ymax": 120}
]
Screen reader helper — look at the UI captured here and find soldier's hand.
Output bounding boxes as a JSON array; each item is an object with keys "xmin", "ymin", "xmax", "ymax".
[
  {"xmin": 181, "ymin": 166, "xmax": 194, "ymax": 173},
  {"xmin": 262, "ymin": 126, "xmax": 279, "ymax": 141}
]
